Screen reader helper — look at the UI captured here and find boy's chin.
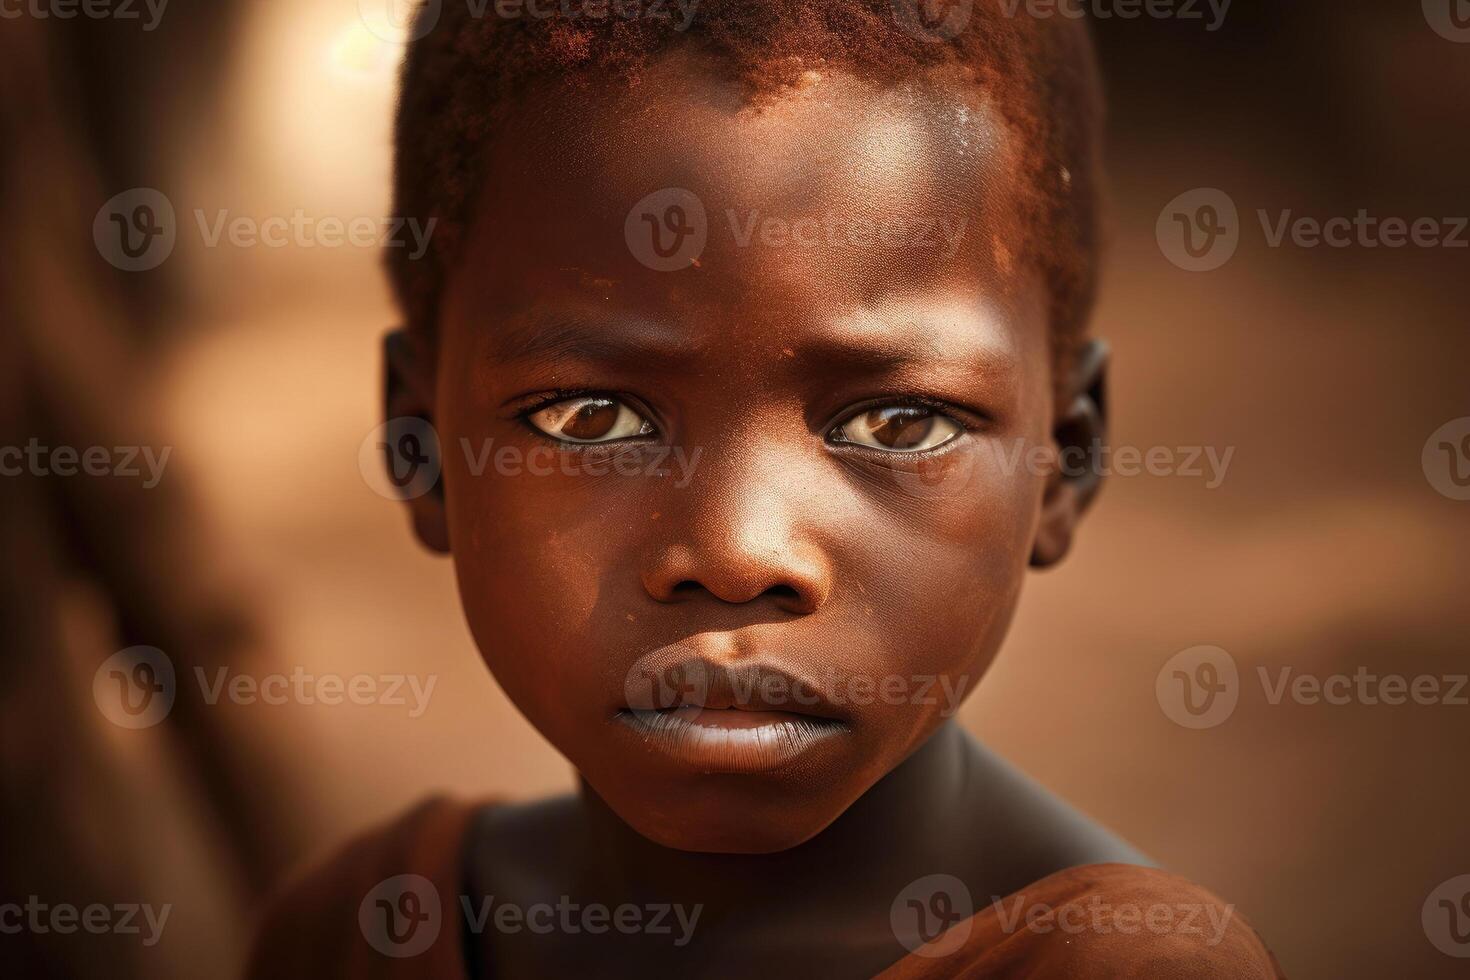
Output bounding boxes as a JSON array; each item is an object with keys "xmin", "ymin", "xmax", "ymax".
[
  {"xmin": 590, "ymin": 776, "xmax": 858, "ymax": 855},
  {"xmin": 625, "ymin": 806, "xmax": 840, "ymax": 855}
]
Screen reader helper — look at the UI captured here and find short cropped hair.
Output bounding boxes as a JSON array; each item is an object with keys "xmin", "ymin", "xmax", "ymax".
[{"xmin": 390, "ymin": 0, "xmax": 1104, "ymax": 384}]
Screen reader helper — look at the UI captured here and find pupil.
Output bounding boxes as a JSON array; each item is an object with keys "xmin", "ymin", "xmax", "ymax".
[
  {"xmin": 868, "ymin": 407, "xmax": 933, "ymax": 449},
  {"xmin": 563, "ymin": 400, "xmax": 619, "ymax": 440}
]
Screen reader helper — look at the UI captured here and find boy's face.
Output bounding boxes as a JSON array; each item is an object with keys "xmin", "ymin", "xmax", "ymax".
[{"xmin": 405, "ymin": 54, "xmax": 1089, "ymax": 853}]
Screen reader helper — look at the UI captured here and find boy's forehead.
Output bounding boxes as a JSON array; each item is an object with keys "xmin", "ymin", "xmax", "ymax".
[
  {"xmin": 493, "ymin": 53, "xmax": 1015, "ymax": 221},
  {"xmin": 458, "ymin": 51, "xmax": 1036, "ymax": 341}
]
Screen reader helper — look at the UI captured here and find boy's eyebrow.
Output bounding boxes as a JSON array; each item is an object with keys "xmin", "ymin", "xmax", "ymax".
[
  {"xmin": 486, "ymin": 304, "xmax": 1019, "ymax": 376},
  {"xmin": 488, "ymin": 313, "xmax": 700, "ymax": 368},
  {"xmin": 791, "ymin": 307, "xmax": 1020, "ymax": 376}
]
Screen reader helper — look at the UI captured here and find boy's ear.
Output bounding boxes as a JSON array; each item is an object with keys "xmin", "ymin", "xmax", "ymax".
[
  {"xmin": 384, "ymin": 328, "xmax": 450, "ymax": 554},
  {"xmin": 1031, "ymin": 338, "xmax": 1109, "ymax": 569}
]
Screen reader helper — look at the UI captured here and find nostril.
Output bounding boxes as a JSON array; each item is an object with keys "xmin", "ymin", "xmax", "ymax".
[{"xmin": 664, "ymin": 579, "xmax": 805, "ymax": 606}]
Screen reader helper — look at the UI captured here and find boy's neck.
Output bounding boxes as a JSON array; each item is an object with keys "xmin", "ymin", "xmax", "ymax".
[{"xmin": 571, "ymin": 720, "xmax": 990, "ymax": 930}]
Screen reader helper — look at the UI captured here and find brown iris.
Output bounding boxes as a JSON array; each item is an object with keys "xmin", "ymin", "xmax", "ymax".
[
  {"xmin": 561, "ymin": 399, "xmax": 621, "ymax": 441},
  {"xmin": 862, "ymin": 407, "xmax": 938, "ymax": 450}
]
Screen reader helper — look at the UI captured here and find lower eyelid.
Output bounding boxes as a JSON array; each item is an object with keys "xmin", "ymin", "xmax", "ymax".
[
  {"xmin": 830, "ymin": 411, "xmax": 967, "ymax": 449},
  {"xmin": 829, "ymin": 430, "xmax": 966, "ymax": 457}
]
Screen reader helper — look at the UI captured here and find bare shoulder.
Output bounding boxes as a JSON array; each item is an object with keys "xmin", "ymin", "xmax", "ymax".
[
  {"xmin": 888, "ymin": 863, "xmax": 1286, "ymax": 978},
  {"xmin": 245, "ymin": 796, "xmax": 482, "ymax": 978},
  {"xmin": 993, "ymin": 863, "xmax": 1286, "ymax": 978}
]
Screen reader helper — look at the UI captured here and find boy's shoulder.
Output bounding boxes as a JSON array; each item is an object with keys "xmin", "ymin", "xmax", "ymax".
[
  {"xmin": 895, "ymin": 740, "xmax": 1285, "ymax": 976},
  {"xmin": 246, "ymin": 796, "xmax": 483, "ymax": 979},
  {"xmin": 884, "ymin": 862, "xmax": 1287, "ymax": 978}
]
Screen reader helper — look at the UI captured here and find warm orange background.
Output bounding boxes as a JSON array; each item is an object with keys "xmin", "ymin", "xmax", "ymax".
[{"xmin": 4, "ymin": 3, "xmax": 1467, "ymax": 978}]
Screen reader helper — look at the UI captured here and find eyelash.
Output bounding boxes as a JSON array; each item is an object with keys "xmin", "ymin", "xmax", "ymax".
[{"xmin": 511, "ymin": 390, "xmax": 981, "ymax": 449}]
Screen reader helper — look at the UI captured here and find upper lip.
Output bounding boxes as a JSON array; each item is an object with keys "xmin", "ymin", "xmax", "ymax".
[{"xmin": 622, "ymin": 642, "xmax": 849, "ymax": 723}]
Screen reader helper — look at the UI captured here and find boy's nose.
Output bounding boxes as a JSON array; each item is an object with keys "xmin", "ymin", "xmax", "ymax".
[{"xmin": 640, "ymin": 456, "xmax": 833, "ymax": 615}]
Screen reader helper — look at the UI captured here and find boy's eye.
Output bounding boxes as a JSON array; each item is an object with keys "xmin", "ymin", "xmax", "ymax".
[
  {"xmin": 830, "ymin": 405, "xmax": 963, "ymax": 453},
  {"xmin": 527, "ymin": 397, "xmax": 655, "ymax": 443}
]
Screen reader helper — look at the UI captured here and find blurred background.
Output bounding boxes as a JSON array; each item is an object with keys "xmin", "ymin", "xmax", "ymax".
[{"xmin": 2, "ymin": 2, "xmax": 1466, "ymax": 977}]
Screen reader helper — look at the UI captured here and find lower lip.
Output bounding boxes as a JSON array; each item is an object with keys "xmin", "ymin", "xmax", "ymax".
[{"xmin": 616, "ymin": 706, "xmax": 848, "ymax": 773}]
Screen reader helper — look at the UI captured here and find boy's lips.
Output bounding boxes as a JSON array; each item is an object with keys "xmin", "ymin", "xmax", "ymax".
[
  {"xmin": 620, "ymin": 649, "xmax": 850, "ymax": 721},
  {"xmin": 615, "ymin": 706, "xmax": 850, "ymax": 773},
  {"xmin": 615, "ymin": 642, "xmax": 854, "ymax": 772}
]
